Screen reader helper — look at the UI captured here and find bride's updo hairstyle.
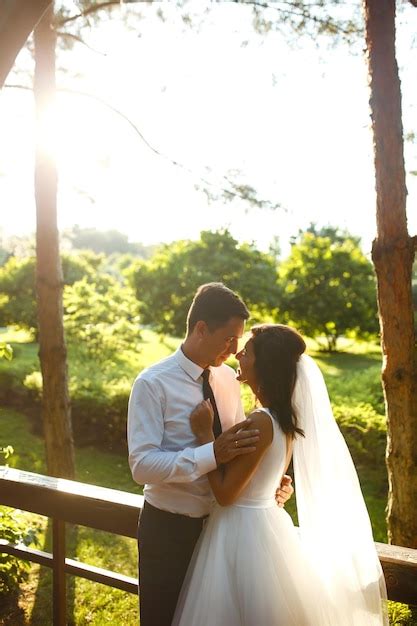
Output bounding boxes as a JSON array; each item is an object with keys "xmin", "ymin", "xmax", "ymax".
[{"xmin": 251, "ymin": 324, "xmax": 306, "ymax": 438}]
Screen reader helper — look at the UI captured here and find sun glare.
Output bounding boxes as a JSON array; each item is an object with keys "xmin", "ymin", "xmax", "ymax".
[
  {"xmin": 36, "ymin": 100, "xmax": 60, "ymax": 158},
  {"xmin": 37, "ymin": 95, "xmax": 113, "ymax": 173},
  {"xmin": 1, "ymin": 5, "xmax": 416, "ymax": 247}
]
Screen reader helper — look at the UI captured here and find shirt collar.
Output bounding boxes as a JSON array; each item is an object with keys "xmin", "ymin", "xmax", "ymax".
[{"xmin": 174, "ymin": 346, "xmax": 206, "ymax": 382}]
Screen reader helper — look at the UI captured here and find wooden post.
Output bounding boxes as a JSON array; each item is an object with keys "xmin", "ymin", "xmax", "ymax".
[{"xmin": 52, "ymin": 518, "xmax": 66, "ymax": 626}]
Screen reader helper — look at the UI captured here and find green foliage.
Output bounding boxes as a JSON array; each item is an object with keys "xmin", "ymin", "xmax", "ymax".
[
  {"xmin": 334, "ymin": 403, "xmax": 386, "ymax": 467},
  {"xmin": 0, "ymin": 444, "xmax": 13, "ymax": 459},
  {"xmin": 279, "ymin": 228, "xmax": 378, "ymax": 350},
  {"xmin": 0, "ymin": 507, "xmax": 38, "ymax": 597},
  {"xmin": 0, "ymin": 340, "xmax": 14, "ymax": 465},
  {"xmin": 0, "ymin": 256, "xmax": 36, "ymax": 330},
  {"xmin": 0, "ymin": 342, "xmax": 12, "ymax": 360},
  {"xmin": 312, "ymin": 353, "xmax": 386, "ymax": 467},
  {"xmin": 0, "ymin": 329, "xmax": 177, "ymax": 451},
  {"xmin": 0, "ymin": 251, "xmax": 104, "ymax": 331},
  {"xmin": 129, "ymin": 229, "xmax": 280, "ymax": 337},
  {"xmin": 0, "ymin": 332, "xmax": 38, "ymax": 598},
  {"xmin": 388, "ymin": 601, "xmax": 417, "ymax": 625},
  {"xmin": 23, "ymin": 366, "xmax": 134, "ymax": 450},
  {"xmin": 63, "ymin": 276, "xmax": 141, "ymax": 364},
  {"xmin": 0, "ymin": 418, "xmax": 40, "ymax": 599}
]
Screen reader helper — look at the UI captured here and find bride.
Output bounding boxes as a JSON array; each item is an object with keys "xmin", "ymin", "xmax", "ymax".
[{"xmin": 173, "ymin": 324, "xmax": 388, "ymax": 626}]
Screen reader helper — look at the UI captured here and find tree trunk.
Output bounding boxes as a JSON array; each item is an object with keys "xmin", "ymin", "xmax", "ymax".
[
  {"xmin": 0, "ymin": 0, "xmax": 52, "ymax": 88},
  {"xmin": 34, "ymin": 3, "xmax": 75, "ymax": 479},
  {"xmin": 364, "ymin": 0, "xmax": 417, "ymax": 547}
]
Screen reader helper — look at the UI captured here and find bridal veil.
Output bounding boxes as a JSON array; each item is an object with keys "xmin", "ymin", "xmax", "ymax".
[{"xmin": 292, "ymin": 354, "xmax": 388, "ymax": 624}]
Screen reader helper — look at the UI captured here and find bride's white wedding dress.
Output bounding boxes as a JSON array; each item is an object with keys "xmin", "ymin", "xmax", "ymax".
[{"xmin": 173, "ymin": 356, "xmax": 388, "ymax": 626}]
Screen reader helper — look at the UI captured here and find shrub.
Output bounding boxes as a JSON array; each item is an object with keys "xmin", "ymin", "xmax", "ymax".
[
  {"xmin": 0, "ymin": 507, "xmax": 40, "ymax": 597},
  {"xmin": 388, "ymin": 601, "xmax": 417, "ymax": 625},
  {"xmin": 333, "ymin": 403, "xmax": 386, "ymax": 468},
  {"xmin": 0, "ymin": 443, "xmax": 40, "ymax": 598},
  {"xmin": 22, "ymin": 368, "xmax": 131, "ymax": 451}
]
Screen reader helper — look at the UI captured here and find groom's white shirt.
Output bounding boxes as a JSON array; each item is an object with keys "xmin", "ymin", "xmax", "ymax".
[{"xmin": 128, "ymin": 347, "xmax": 244, "ymax": 517}]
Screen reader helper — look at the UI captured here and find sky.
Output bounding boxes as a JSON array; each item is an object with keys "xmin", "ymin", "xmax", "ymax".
[{"xmin": 0, "ymin": 1, "xmax": 416, "ymax": 257}]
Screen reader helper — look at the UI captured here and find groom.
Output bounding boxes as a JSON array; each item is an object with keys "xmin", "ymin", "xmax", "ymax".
[{"xmin": 127, "ymin": 283, "xmax": 293, "ymax": 626}]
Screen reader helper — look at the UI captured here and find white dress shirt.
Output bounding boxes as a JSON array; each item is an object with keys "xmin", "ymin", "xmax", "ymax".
[{"xmin": 127, "ymin": 347, "xmax": 245, "ymax": 517}]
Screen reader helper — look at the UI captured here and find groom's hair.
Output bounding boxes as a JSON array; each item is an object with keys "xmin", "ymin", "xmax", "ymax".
[{"xmin": 186, "ymin": 283, "xmax": 249, "ymax": 334}]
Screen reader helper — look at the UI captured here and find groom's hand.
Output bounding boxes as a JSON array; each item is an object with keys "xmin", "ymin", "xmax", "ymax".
[
  {"xmin": 213, "ymin": 419, "xmax": 260, "ymax": 466},
  {"xmin": 276, "ymin": 475, "xmax": 294, "ymax": 508}
]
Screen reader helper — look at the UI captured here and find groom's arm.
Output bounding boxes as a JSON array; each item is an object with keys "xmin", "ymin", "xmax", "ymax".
[
  {"xmin": 128, "ymin": 376, "xmax": 216, "ymax": 486},
  {"xmin": 128, "ymin": 375, "xmax": 260, "ymax": 486}
]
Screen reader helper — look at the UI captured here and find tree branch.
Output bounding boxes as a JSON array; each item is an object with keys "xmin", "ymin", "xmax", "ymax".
[
  {"xmin": 235, "ymin": 0, "xmax": 360, "ymax": 37},
  {"xmin": 4, "ymin": 83, "xmax": 278, "ymax": 211},
  {"xmin": 56, "ymin": 1, "xmax": 138, "ymax": 27},
  {"xmin": 56, "ymin": 0, "xmax": 360, "ymax": 39},
  {"xmin": 55, "ymin": 31, "xmax": 107, "ymax": 55}
]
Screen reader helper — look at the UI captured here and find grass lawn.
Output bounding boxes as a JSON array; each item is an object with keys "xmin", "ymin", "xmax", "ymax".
[{"xmin": 0, "ymin": 329, "xmax": 391, "ymax": 624}]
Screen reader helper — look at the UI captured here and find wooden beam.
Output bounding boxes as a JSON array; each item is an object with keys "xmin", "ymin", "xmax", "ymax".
[
  {"xmin": 376, "ymin": 542, "xmax": 417, "ymax": 605},
  {"xmin": 0, "ymin": 466, "xmax": 143, "ymax": 537},
  {"xmin": 0, "ymin": 540, "xmax": 139, "ymax": 594},
  {"xmin": 65, "ymin": 559, "xmax": 138, "ymax": 594}
]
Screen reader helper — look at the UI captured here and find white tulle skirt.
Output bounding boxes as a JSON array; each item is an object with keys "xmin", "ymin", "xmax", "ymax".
[{"xmin": 172, "ymin": 503, "xmax": 329, "ymax": 626}]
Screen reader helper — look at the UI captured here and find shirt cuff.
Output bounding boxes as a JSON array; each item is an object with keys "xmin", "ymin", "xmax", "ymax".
[{"xmin": 194, "ymin": 442, "xmax": 217, "ymax": 475}]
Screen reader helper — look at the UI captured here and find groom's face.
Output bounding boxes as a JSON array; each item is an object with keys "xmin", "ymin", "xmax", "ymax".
[{"xmin": 201, "ymin": 316, "xmax": 245, "ymax": 367}]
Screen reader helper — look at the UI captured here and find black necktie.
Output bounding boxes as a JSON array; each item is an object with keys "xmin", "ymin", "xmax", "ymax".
[{"xmin": 202, "ymin": 369, "xmax": 222, "ymax": 439}]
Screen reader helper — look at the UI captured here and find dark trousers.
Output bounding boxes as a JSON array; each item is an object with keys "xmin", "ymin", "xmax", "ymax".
[{"xmin": 138, "ymin": 501, "xmax": 206, "ymax": 626}]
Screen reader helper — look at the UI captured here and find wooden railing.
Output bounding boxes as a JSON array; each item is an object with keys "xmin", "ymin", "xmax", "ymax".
[{"xmin": 1, "ymin": 466, "xmax": 417, "ymax": 625}]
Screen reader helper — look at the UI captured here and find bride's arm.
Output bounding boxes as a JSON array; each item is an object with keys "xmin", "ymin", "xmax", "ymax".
[{"xmin": 190, "ymin": 403, "xmax": 273, "ymax": 506}]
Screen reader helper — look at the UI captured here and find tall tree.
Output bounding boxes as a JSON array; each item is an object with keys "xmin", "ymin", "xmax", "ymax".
[
  {"xmin": 0, "ymin": 0, "xmax": 51, "ymax": 87},
  {"xmin": 364, "ymin": 0, "xmax": 417, "ymax": 547},
  {"xmin": 129, "ymin": 230, "xmax": 280, "ymax": 337},
  {"xmin": 34, "ymin": 3, "xmax": 75, "ymax": 478},
  {"xmin": 279, "ymin": 229, "xmax": 377, "ymax": 351}
]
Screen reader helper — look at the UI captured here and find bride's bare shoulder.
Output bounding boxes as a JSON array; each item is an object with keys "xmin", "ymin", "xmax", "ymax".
[{"xmin": 247, "ymin": 409, "xmax": 274, "ymax": 445}]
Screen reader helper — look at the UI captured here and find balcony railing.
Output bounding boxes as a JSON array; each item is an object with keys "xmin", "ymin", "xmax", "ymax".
[{"xmin": 1, "ymin": 465, "xmax": 417, "ymax": 625}]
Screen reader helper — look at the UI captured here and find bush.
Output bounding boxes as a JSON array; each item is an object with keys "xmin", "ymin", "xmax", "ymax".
[
  {"xmin": 326, "ymin": 366, "xmax": 385, "ymax": 415},
  {"xmin": 22, "ymin": 366, "xmax": 131, "ymax": 451},
  {"xmin": 0, "ymin": 441, "xmax": 40, "ymax": 598},
  {"xmin": 63, "ymin": 276, "xmax": 141, "ymax": 364},
  {"xmin": 334, "ymin": 402, "xmax": 386, "ymax": 468},
  {"xmin": 388, "ymin": 601, "xmax": 417, "ymax": 625},
  {"xmin": 0, "ymin": 507, "xmax": 40, "ymax": 597},
  {"xmin": 0, "ymin": 252, "xmax": 105, "ymax": 332}
]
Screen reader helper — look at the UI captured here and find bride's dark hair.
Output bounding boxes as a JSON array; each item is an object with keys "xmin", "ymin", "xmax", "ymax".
[{"xmin": 251, "ymin": 324, "xmax": 306, "ymax": 438}]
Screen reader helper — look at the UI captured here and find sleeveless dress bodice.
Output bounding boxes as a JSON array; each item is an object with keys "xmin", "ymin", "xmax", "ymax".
[{"xmin": 233, "ymin": 408, "xmax": 288, "ymax": 509}]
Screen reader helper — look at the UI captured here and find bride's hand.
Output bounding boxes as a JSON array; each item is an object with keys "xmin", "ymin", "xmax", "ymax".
[{"xmin": 190, "ymin": 399, "xmax": 215, "ymax": 442}]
